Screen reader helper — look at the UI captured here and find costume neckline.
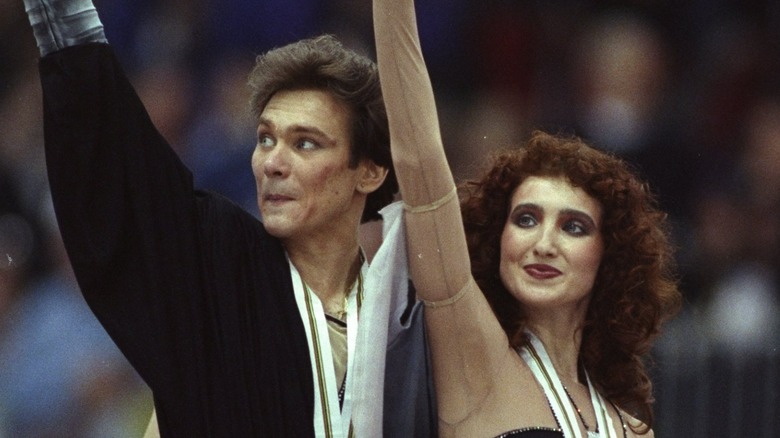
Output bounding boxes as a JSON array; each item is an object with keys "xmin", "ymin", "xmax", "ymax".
[{"xmin": 516, "ymin": 330, "xmax": 619, "ymax": 438}]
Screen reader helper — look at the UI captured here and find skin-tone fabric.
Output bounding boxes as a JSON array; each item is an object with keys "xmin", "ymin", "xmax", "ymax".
[
  {"xmin": 374, "ymin": 0, "xmax": 538, "ymax": 433},
  {"xmin": 373, "ymin": 0, "xmax": 643, "ymax": 437}
]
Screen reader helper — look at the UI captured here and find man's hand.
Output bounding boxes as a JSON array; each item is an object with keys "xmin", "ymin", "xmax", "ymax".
[{"xmin": 23, "ymin": 0, "xmax": 107, "ymax": 56}]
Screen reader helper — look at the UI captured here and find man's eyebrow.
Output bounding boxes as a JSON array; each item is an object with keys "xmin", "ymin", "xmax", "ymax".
[{"xmin": 256, "ymin": 117, "xmax": 337, "ymax": 145}]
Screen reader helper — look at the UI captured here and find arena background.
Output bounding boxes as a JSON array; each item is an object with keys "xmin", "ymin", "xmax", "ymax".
[{"xmin": 1, "ymin": 1, "xmax": 778, "ymax": 436}]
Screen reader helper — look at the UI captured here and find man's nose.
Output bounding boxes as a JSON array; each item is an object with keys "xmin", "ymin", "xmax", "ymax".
[{"xmin": 262, "ymin": 144, "xmax": 290, "ymax": 178}]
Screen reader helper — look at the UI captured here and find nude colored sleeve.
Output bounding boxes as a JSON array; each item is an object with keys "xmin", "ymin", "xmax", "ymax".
[
  {"xmin": 373, "ymin": 0, "xmax": 511, "ymax": 424},
  {"xmin": 373, "ymin": 0, "xmax": 465, "ymax": 304}
]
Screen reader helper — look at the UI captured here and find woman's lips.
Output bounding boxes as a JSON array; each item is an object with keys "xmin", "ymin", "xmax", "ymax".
[{"xmin": 523, "ymin": 264, "xmax": 562, "ymax": 279}]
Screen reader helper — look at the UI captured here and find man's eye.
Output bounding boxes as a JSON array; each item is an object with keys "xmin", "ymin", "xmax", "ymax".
[
  {"xmin": 258, "ymin": 134, "xmax": 274, "ymax": 148},
  {"xmin": 298, "ymin": 139, "xmax": 319, "ymax": 150}
]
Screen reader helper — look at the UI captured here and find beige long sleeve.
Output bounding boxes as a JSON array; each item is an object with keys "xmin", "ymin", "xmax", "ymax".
[{"xmin": 373, "ymin": 0, "xmax": 512, "ymax": 427}]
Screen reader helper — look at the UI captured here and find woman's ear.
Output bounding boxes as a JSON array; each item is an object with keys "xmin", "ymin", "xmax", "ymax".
[{"xmin": 357, "ymin": 160, "xmax": 389, "ymax": 194}]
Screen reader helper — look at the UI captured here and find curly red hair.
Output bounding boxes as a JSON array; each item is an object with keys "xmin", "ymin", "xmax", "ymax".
[{"xmin": 461, "ymin": 130, "xmax": 681, "ymax": 431}]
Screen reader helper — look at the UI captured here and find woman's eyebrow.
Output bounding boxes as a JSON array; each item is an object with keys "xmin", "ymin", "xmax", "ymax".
[
  {"xmin": 560, "ymin": 208, "xmax": 598, "ymax": 228},
  {"xmin": 508, "ymin": 202, "xmax": 542, "ymax": 216}
]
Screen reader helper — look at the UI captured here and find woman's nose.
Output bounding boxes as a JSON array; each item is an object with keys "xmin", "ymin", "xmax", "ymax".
[{"xmin": 532, "ymin": 226, "xmax": 558, "ymax": 257}]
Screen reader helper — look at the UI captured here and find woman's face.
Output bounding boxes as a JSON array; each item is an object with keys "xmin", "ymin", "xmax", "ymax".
[{"xmin": 499, "ymin": 175, "xmax": 604, "ymax": 313}]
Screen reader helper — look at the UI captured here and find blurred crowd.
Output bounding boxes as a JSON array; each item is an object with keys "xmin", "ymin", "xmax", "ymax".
[{"xmin": 1, "ymin": 0, "xmax": 778, "ymax": 436}]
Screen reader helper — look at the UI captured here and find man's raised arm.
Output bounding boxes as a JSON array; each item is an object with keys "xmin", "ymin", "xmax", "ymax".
[{"xmin": 24, "ymin": 0, "xmax": 107, "ymax": 56}]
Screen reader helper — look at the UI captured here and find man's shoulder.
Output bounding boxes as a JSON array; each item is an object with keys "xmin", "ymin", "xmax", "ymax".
[{"xmin": 194, "ymin": 190, "xmax": 282, "ymax": 254}]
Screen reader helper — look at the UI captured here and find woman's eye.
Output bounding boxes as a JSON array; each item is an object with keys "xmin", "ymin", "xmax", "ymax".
[
  {"xmin": 563, "ymin": 221, "xmax": 588, "ymax": 236},
  {"xmin": 514, "ymin": 213, "xmax": 537, "ymax": 228},
  {"xmin": 257, "ymin": 134, "xmax": 274, "ymax": 148}
]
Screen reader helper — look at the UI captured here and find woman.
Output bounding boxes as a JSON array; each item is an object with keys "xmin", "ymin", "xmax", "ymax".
[{"xmin": 373, "ymin": 0, "xmax": 681, "ymax": 437}]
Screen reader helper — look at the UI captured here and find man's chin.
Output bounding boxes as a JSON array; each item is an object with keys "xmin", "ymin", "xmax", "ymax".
[{"xmin": 260, "ymin": 215, "xmax": 295, "ymax": 237}]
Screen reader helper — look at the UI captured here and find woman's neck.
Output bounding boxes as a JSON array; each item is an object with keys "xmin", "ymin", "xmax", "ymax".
[{"xmin": 525, "ymin": 316, "xmax": 585, "ymax": 385}]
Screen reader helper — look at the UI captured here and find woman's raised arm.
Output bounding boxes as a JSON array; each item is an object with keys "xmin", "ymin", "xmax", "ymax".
[
  {"xmin": 373, "ymin": 0, "xmax": 511, "ymax": 426},
  {"xmin": 373, "ymin": 0, "xmax": 467, "ymax": 304}
]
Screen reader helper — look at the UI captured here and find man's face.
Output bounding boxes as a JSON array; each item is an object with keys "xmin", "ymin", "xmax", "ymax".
[{"xmin": 252, "ymin": 89, "xmax": 368, "ymax": 242}]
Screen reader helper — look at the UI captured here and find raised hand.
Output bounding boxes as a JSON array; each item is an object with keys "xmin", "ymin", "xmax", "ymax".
[{"xmin": 23, "ymin": 0, "xmax": 106, "ymax": 56}]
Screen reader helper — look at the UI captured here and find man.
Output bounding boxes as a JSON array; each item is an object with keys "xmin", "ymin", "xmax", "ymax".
[{"xmin": 23, "ymin": 0, "xmax": 435, "ymax": 436}]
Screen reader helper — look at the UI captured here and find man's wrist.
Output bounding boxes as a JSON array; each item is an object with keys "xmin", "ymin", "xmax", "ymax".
[{"xmin": 23, "ymin": 0, "xmax": 107, "ymax": 56}]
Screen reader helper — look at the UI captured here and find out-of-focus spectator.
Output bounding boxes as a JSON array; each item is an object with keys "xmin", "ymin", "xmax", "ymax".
[
  {"xmin": 568, "ymin": 10, "xmax": 699, "ymax": 223},
  {"xmin": 741, "ymin": 97, "xmax": 780, "ymax": 210},
  {"xmin": 573, "ymin": 11, "xmax": 669, "ymax": 155}
]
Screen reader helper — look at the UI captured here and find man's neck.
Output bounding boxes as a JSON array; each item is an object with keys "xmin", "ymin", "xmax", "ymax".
[{"xmin": 286, "ymin": 235, "xmax": 363, "ymax": 313}]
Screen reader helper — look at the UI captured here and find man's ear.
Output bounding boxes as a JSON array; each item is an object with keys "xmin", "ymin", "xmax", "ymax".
[{"xmin": 357, "ymin": 160, "xmax": 389, "ymax": 194}]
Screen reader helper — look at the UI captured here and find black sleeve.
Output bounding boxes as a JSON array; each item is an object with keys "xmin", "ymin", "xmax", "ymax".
[{"xmin": 40, "ymin": 43, "xmax": 204, "ymax": 384}]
